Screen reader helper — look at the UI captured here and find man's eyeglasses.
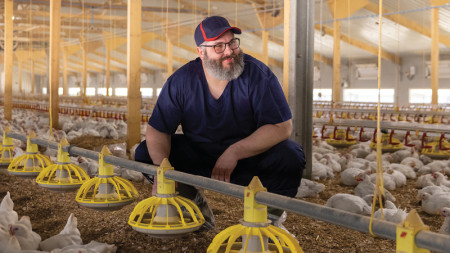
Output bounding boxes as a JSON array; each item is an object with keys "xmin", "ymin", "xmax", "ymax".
[{"xmin": 200, "ymin": 38, "xmax": 240, "ymax": 54}]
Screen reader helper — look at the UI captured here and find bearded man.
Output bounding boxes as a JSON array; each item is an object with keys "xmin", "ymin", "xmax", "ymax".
[{"xmin": 134, "ymin": 16, "xmax": 305, "ymax": 230}]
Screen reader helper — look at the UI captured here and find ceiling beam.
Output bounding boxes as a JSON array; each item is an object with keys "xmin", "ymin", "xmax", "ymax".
[
  {"xmin": 142, "ymin": 45, "xmax": 189, "ymax": 64},
  {"xmin": 117, "ymin": 48, "xmax": 166, "ymax": 69},
  {"xmin": 314, "ymin": 52, "xmax": 333, "ymax": 66},
  {"xmin": 364, "ymin": 2, "xmax": 450, "ymax": 48},
  {"xmin": 315, "ymin": 24, "xmax": 401, "ymax": 64}
]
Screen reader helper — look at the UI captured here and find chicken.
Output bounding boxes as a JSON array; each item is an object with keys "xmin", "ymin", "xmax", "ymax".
[
  {"xmin": 419, "ymin": 154, "xmax": 433, "ymax": 165},
  {"xmin": 312, "ymin": 139, "xmax": 336, "ymax": 151},
  {"xmin": 432, "ymin": 172, "xmax": 450, "ymax": 188},
  {"xmin": 439, "ymin": 207, "xmax": 450, "ymax": 235},
  {"xmin": 389, "ymin": 163, "xmax": 416, "ymax": 179},
  {"xmin": 417, "ymin": 185, "xmax": 450, "ymax": 200},
  {"xmin": 77, "ymin": 156, "xmax": 99, "ymax": 177},
  {"xmin": 311, "ymin": 159, "xmax": 334, "ymax": 180},
  {"xmin": 50, "ymin": 240, "xmax": 117, "ymax": 253},
  {"xmin": 39, "ymin": 213, "xmax": 83, "ymax": 252},
  {"xmin": 354, "ymin": 173, "xmax": 396, "ymax": 202},
  {"xmin": 374, "ymin": 203, "xmax": 407, "ymax": 224},
  {"xmin": 0, "ymin": 228, "xmax": 20, "ymax": 253},
  {"xmin": 369, "ymin": 172, "xmax": 397, "ymax": 191},
  {"xmin": 10, "ymin": 216, "xmax": 41, "ymax": 250},
  {"xmin": 386, "ymin": 168, "xmax": 407, "ymax": 188},
  {"xmin": 0, "ymin": 192, "xmax": 18, "ymax": 229},
  {"xmin": 340, "ymin": 167, "xmax": 364, "ymax": 186},
  {"xmin": 96, "ymin": 123, "xmax": 119, "ymax": 139},
  {"xmin": 326, "ymin": 193, "xmax": 371, "ymax": 215},
  {"xmin": 391, "ymin": 147, "xmax": 418, "ymax": 163},
  {"xmin": 416, "ymin": 174, "xmax": 437, "ymax": 189},
  {"xmin": 420, "ymin": 192, "xmax": 450, "ymax": 215},
  {"xmin": 296, "ymin": 179, "xmax": 325, "ymax": 198},
  {"xmin": 322, "ymin": 154, "xmax": 342, "ymax": 172},
  {"xmin": 400, "ymin": 157, "xmax": 424, "ymax": 172},
  {"xmin": 418, "ymin": 161, "xmax": 448, "ymax": 175}
]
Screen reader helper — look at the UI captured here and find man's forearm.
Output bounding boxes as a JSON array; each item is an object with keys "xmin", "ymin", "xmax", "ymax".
[
  {"xmin": 145, "ymin": 124, "xmax": 171, "ymax": 165},
  {"xmin": 227, "ymin": 119, "xmax": 292, "ymax": 160}
]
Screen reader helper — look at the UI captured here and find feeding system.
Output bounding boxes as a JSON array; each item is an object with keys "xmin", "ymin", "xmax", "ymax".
[
  {"xmin": 369, "ymin": 129, "xmax": 403, "ymax": 153},
  {"xmin": 326, "ymin": 126, "xmax": 357, "ymax": 148},
  {"xmin": 421, "ymin": 133, "xmax": 450, "ymax": 159},
  {"xmin": 207, "ymin": 177, "xmax": 303, "ymax": 253},
  {"xmin": 76, "ymin": 146, "xmax": 138, "ymax": 211},
  {"xmin": 36, "ymin": 138, "xmax": 90, "ymax": 192},
  {"xmin": 0, "ymin": 126, "xmax": 14, "ymax": 169},
  {"xmin": 128, "ymin": 158, "xmax": 205, "ymax": 238},
  {"xmin": 8, "ymin": 131, "xmax": 52, "ymax": 177}
]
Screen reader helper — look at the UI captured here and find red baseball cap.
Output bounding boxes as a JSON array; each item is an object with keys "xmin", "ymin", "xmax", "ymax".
[{"xmin": 195, "ymin": 16, "xmax": 241, "ymax": 46}]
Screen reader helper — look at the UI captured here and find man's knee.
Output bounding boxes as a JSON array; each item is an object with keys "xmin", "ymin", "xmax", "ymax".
[
  {"xmin": 272, "ymin": 140, "xmax": 306, "ymax": 170},
  {"xmin": 134, "ymin": 140, "xmax": 154, "ymax": 164}
]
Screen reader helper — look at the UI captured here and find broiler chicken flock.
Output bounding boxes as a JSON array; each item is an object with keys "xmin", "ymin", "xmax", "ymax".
[
  {"xmin": 0, "ymin": 192, "xmax": 116, "ymax": 253},
  {"xmin": 309, "ymin": 136, "xmax": 450, "ymax": 227},
  {"xmin": 2, "ymin": 107, "xmax": 450, "ymax": 246}
]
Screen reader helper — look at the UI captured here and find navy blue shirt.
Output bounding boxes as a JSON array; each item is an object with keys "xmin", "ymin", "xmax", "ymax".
[{"xmin": 149, "ymin": 54, "xmax": 292, "ymax": 146}]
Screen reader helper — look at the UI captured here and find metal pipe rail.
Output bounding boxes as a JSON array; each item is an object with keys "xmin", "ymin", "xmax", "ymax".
[
  {"xmin": 3, "ymin": 130, "xmax": 450, "ymax": 251},
  {"xmin": 313, "ymin": 107, "xmax": 450, "ymax": 117},
  {"xmin": 313, "ymin": 118, "xmax": 450, "ymax": 134}
]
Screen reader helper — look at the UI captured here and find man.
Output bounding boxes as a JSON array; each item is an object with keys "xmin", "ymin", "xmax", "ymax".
[{"xmin": 135, "ymin": 16, "xmax": 305, "ymax": 230}]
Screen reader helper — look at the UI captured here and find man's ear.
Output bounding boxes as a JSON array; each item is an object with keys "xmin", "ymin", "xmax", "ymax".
[{"xmin": 197, "ymin": 47, "xmax": 204, "ymax": 61}]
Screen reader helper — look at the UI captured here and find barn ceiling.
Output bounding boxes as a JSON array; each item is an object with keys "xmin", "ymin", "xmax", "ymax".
[{"xmin": 1, "ymin": 0, "xmax": 450, "ymax": 75}]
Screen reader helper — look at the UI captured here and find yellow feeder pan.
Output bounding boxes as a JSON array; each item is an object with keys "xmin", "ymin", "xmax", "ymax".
[
  {"xmin": 128, "ymin": 158, "xmax": 205, "ymax": 238},
  {"xmin": 421, "ymin": 133, "xmax": 450, "ymax": 159},
  {"xmin": 369, "ymin": 129, "xmax": 403, "ymax": 153},
  {"xmin": 207, "ymin": 177, "xmax": 303, "ymax": 253},
  {"xmin": 326, "ymin": 126, "xmax": 357, "ymax": 148},
  {"xmin": 76, "ymin": 146, "xmax": 138, "ymax": 211},
  {"xmin": 0, "ymin": 126, "xmax": 14, "ymax": 168},
  {"xmin": 8, "ymin": 131, "xmax": 52, "ymax": 177},
  {"xmin": 36, "ymin": 138, "xmax": 89, "ymax": 192}
]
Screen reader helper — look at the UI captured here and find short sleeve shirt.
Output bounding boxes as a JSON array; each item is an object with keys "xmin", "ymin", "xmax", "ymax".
[{"xmin": 149, "ymin": 54, "xmax": 292, "ymax": 146}]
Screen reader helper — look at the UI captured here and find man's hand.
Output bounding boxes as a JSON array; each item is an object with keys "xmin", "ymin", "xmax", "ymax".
[{"xmin": 211, "ymin": 148, "xmax": 239, "ymax": 182}]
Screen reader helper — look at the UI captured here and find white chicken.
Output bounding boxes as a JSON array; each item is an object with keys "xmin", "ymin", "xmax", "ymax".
[
  {"xmin": 10, "ymin": 216, "xmax": 41, "ymax": 250},
  {"xmin": 389, "ymin": 163, "xmax": 416, "ymax": 179},
  {"xmin": 296, "ymin": 179, "xmax": 325, "ymax": 198},
  {"xmin": 420, "ymin": 192, "xmax": 450, "ymax": 215},
  {"xmin": 419, "ymin": 154, "xmax": 433, "ymax": 165},
  {"xmin": 400, "ymin": 157, "xmax": 424, "ymax": 172},
  {"xmin": 50, "ymin": 240, "xmax": 117, "ymax": 253},
  {"xmin": 391, "ymin": 147, "xmax": 418, "ymax": 163},
  {"xmin": 416, "ymin": 174, "xmax": 437, "ymax": 189},
  {"xmin": 354, "ymin": 172, "xmax": 396, "ymax": 202},
  {"xmin": 417, "ymin": 161, "xmax": 448, "ymax": 175},
  {"xmin": 340, "ymin": 167, "xmax": 364, "ymax": 186},
  {"xmin": 97, "ymin": 123, "xmax": 119, "ymax": 139},
  {"xmin": 439, "ymin": 207, "xmax": 450, "ymax": 235},
  {"xmin": 39, "ymin": 213, "xmax": 83, "ymax": 252},
  {"xmin": 386, "ymin": 168, "xmax": 407, "ymax": 188},
  {"xmin": 417, "ymin": 185, "xmax": 450, "ymax": 200},
  {"xmin": 322, "ymin": 154, "xmax": 342, "ymax": 172},
  {"xmin": 311, "ymin": 159, "xmax": 334, "ymax": 180},
  {"xmin": 0, "ymin": 228, "xmax": 20, "ymax": 253},
  {"xmin": 373, "ymin": 203, "xmax": 407, "ymax": 224},
  {"xmin": 0, "ymin": 192, "xmax": 18, "ymax": 229},
  {"xmin": 369, "ymin": 172, "xmax": 397, "ymax": 191},
  {"xmin": 326, "ymin": 193, "xmax": 371, "ymax": 215},
  {"xmin": 77, "ymin": 156, "xmax": 99, "ymax": 177},
  {"xmin": 432, "ymin": 172, "xmax": 450, "ymax": 188}
]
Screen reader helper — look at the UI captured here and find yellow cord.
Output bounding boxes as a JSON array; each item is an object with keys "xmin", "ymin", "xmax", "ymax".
[{"xmin": 369, "ymin": 0, "xmax": 385, "ymax": 236}]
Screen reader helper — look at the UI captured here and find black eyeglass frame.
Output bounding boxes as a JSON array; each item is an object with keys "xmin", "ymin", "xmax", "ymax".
[{"xmin": 200, "ymin": 38, "xmax": 240, "ymax": 54}]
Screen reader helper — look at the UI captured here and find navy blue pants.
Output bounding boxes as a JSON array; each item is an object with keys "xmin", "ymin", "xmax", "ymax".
[{"xmin": 135, "ymin": 134, "xmax": 305, "ymax": 198}]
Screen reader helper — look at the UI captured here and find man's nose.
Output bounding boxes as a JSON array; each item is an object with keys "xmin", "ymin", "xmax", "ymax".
[{"xmin": 222, "ymin": 44, "xmax": 233, "ymax": 56}]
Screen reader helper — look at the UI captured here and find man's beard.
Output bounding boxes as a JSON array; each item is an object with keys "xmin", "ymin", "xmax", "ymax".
[{"xmin": 203, "ymin": 49, "xmax": 244, "ymax": 81}]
